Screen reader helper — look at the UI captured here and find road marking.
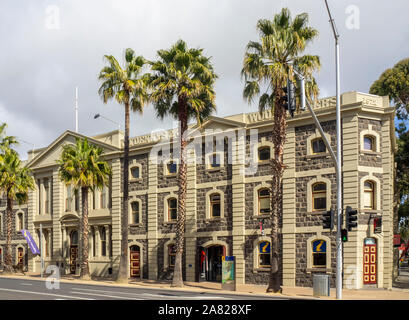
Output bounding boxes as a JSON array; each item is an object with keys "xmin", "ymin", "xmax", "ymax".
[
  {"xmin": 20, "ymin": 283, "xmax": 33, "ymax": 286},
  {"xmin": 70, "ymin": 291, "xmax": 143, "ymax": 300},
  {"xmin": 71, "ymin": 287, "xmax": 146, "ymax": 297},
  {"xmin": 0, "ymin": 288, "xmax": 94, "ymax": 300}
]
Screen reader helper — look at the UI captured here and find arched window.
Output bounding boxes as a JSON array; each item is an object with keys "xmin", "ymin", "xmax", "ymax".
[
  {"xmin": 312, "ymin": 240, "xmax": 327, "ymax": 268},
  {"xmin": 311, "ymin": 138, "xmax": 326, "ymax": 154},
  {"xmin": 258, "ymin": 147, "xmax": 270, "ymax": 161},
  {"xmin": 168, "ymin": 244, "xmax": 176, "ymax": 268},
  {"xmin": 131, "ymin": 201, "xmax": 140, "ymax": 224},
  {"xmin": 70, "ymin": 230, "xmax": 78, "ymax": 246},
  {"xmin": 210, "ymin": 193, "xmax": 221, "ymax": 218},
  {"xmin": 258, "ymin": 189, "xmax": 270, "ymax": 215},
  {"xmin": 312, "ymin": 182, "xmax": 327, "ymax": 211},
  {"xmin": 364, "ymin": 180, "xmax": 375, "ymax": 210},
  {"xmin": 258, "ymin": 241, "xmax": 271, "ymax": 267},
  {"xmin": 363, "ymin": 135, "xmax": 375, "ymax": 152},
  {"xmin": 130, "ymin": 166, "xmax": 140, "ymax": 179},
  {"xmin": 168, "ymin": 198, "xmax": 177, "ymax": 221},
  {"xmin": 101, "ymin": 227, "xmax": 106, "ymax": 257}
]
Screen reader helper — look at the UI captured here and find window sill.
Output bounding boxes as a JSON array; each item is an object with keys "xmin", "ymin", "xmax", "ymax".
[
  {"xmin": 163, "ymin": 221, "xmax": 177, "ymax": 225},
  {"xmin": 306, "ymin": 153, "xmax": 330, "ymax": 159},
  {"xmin": 306, "ymin": 268, "xmax": 331, "ymax": 273},
  {"xmin": 206, "ymin": 167, "xmax": 222, "ymax": 172},
  {"xmin": 129, "ymin": 223, "xmax": 143, "ymax": 227},
  {"xmin": 130, "ymin": 178, "xmax": 143, "ymax": 183},
  {"xmin": 360, "ymin": 150, "xmax": 381, "ymax": 156},
  {"xmin": 258, "ymin": 160, "xmax": 270, "ymax": 165},
  {"xmin": 204, "ymin": 217, "xmax": 226, "ymax": 223},
  {"xmin": 253, "ymin": 268, "xmax": 270, "ymax": 273},
  {"xmin": 164, "ymin": 173, "xmax": 177, "ymax": 177},
  {"xmin": 252, "ymin": 214, "xmax": 270, "ymax": 220},
  {"xmin": 360, "ymin": 210, "xmax": 381, "ymax": 214},
  {"xmin": 309, "ymin": 210, "xmax": 327, "ymax": 215}
]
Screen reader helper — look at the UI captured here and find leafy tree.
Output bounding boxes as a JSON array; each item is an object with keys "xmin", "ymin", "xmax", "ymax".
[
  {"xmin": 370, "ymin": 58, "xmax": 409, "ymax": 120},
  {"xmin": 149, "ymin": 39, "xmax": 217, "ymax": 287},
  {"xmin": 0, "ymin": 148, "xmax": 34, "ymax": 273},
  {"xmin": 98, "ymin": 49, "xmax": 149, "ymax": 282},
  {"xmin": 58, "ymin": 138, "xmax": 111, "ymax": 280},
  {"xmin": 241, "ymin": 8, "xmax": 320, "ymax": 293}
]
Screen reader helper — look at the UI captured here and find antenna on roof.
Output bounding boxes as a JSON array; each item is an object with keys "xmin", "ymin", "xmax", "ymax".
[{"xmin": 75, "ymin": 86, "xmax": 78, "ymax": 133}]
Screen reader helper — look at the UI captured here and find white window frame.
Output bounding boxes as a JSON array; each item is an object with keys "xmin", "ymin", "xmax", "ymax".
[{"xmin": 129, "ymin": 198, "xmax": 142, "ymax": 225}]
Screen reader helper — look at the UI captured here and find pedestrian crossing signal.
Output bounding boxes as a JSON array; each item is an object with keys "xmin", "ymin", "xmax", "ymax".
[{"xmin": 341, "ymin": 229, "xmax": 348, "ymax": 242}]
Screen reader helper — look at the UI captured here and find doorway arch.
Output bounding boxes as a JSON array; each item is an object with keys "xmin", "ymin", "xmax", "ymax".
[{"xmin": 198, "ymin": 240, "xmax": 228, "ymax": 282}]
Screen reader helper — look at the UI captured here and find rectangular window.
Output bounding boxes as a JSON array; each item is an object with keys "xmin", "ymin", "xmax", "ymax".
[
  {"xmin": 131, "ymin": 202, "xmax": 140, "ymax": 224},
  {"xmin": 168, "ymin": 198, "xmax": 177, "ymax": 221},
  {"xmin": 258, "ymin": 189, "xmax": 270, "ymax": 214},
  {"xmin": 100, "ymin": 188, "xmax": 107, "ymax": 209},
  {"xmin": 66, "ymin": 185, "xmax": 72, "ymax": 212},
  {"xmin": 312, "ymin": 240, "xmax": 327, "ymax": 268},
  {"xmin": 167, "ymin": 162, "xmax": 177, "ymax": 174},
  {"xmin": 169, "ymin": 245, "xmax": 176, "ymax": 268},
  {"xmin": 259, "ymin": 241, "xmax": 271, "ymax": 267},
  {"xmin": 312, "ymin": 138, "xmax": 326, "ymax": 154},
  {"xmin": 210, "ymin": 194, "xmax": 221, "ymax": 218}
]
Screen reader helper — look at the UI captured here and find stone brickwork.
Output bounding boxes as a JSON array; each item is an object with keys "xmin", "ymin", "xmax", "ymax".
[{"xmin": 295, "ymin": 121, "xmax": 336, "ymax": 172}]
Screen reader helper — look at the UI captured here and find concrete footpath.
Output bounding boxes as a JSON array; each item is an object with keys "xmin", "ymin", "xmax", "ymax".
[{"xmin": 2, "ymin": 271, "xmax": 409, "ymax": 300}]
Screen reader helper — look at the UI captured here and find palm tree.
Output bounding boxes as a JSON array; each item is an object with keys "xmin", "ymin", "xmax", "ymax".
[
  {"xmin": 149, "ymin": 39, "xmax": 217, "ymax": 287},
  {"xmin": 58, "ymin": 138, "xmax": 111, "ymax": 280},
  {"xmin": 242, "ymin": 8, "xmax": 320, "ymax": 293},
  {"xmin": 0, "ymin": 148, "xmax": 34, "ymax": 273},
  {"xmin": 98, "ymin": 49, "xmax": 149, "ymax": 282},
  {"xmin": 0, "ymin": 123, "xmax": 17, "ymax": 152}
]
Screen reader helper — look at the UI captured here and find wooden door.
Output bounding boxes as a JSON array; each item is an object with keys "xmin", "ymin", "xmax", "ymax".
[
  {"xmin": 17, "ymin": 248, "xmax": 24, "ymax": 268},
  {"xmin": 363, "ymin": 239, "xmax": 377, "ymax": 284},
  {"xmin": 70, "ymin": 246, "xmax": 78, "ymax": 274},
  {"xmin": 130, "ymin": 246, "xmax": 140, "ymax": 278}
]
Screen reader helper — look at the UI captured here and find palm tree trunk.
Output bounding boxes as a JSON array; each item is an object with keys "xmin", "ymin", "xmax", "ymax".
[
  {"xmin": 267, "ymin": 95, "xmax": 286, "ymax": 293},
  {"xmin": 117, "ymin": 100, "xmax": 130, "ymax": 283},
  {"xmin": 4, "ymin": 190, "xmax": 14, "ymax": 273},
  {"xmin": 172, "ymin": 97, "xmax": 188, "ymax": 288},
  {"xmin": 80, "ymin": 187, "xmax": 91, "ymax": 280}
]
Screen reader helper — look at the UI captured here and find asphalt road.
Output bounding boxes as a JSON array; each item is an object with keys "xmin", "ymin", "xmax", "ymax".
[{"xmin": 0, "ymin": 277, "xmax": 290, "ymax": 300}]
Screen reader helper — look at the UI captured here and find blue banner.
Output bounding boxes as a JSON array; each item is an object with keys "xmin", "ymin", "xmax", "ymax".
[{"xmin": 21, "ymin": 229, "xmax": 40, "ymax": 255}]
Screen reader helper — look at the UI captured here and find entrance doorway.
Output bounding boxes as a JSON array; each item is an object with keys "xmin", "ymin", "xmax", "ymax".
[
  {"xmin": 198, "ymin": 245, "xmax": 225, "ymax": 282},
  {"xmin": 363, "ymin": 238, "xmax": 377, "ymax": 285},
  {"xmin": 130, "ymin": 245, "xmax": 140, "ymax": 278},
  {"xmin": 70, "ymin": 230, "xmax": 78, "ymax": 274},
  {"xmin": 17, "ymin": 248, "xmax": 24, "ymax": 269}
]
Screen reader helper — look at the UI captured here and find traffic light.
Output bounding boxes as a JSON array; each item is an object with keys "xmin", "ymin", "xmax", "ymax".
[
  {"xmin": 346, "ymin": 206, "xmax": 358, "ymax": 231},
  {"xmin": 341, "ymin": 229, "xmax": 348, "ymax": 242},
  {"xmin": 322, "ymin": 209, "xmax": 334, "ymax": 230},
  {"xmin": 282, "ymin": 79, "xmax": 296, "ymax": 117}
]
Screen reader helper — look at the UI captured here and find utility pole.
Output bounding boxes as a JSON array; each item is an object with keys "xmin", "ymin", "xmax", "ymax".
[{"xmin": 324, "ymin": 0, "xmax": 343, "ymax": 300}]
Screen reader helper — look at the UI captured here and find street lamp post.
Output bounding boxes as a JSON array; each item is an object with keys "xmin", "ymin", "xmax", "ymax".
[
  {"xmin": 324, "ymin": 0, "xmax": 343, "ymax": 300},
  {"xmin": 94, "ymin": 113, "xmax": 121, "ymax": 130}
]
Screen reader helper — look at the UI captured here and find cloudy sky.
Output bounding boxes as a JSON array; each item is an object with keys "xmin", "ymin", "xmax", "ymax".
[{"xmin": 1, "ymin": 0, "xmax": 408, "ymax": 158}]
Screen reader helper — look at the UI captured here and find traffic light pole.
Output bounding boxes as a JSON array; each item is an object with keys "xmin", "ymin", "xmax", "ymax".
[{"xmin": 325, "ymin": 0, "xmax": 343, "ymax": 300}]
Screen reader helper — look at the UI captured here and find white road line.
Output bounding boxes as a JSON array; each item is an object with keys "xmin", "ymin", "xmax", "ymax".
[
  {"xmin": 20, "ymin": 283, "xmax": 33, "ymax": 286},
  {"xmin": 72, "ymin": 287, "xmax": 146, "ymax": 297},
  {"xmin": 70, "ymin": 291, "xmax": 143, "ymax": 300},
  {"xmin": 0, "ymin": 288, "xmax": 94, "ymax": 300}
]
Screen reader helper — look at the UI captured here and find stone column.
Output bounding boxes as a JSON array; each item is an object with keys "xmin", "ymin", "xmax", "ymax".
[
  {"xmin": 27, "ymin": 179, "xmax": 37, "ymax": 273},
  {"xmin": 95, "ymin": 227, "xmax": 100, "ymax": 257},
  {"xmin": 105, "ymin": 224, "xmax": 111, "ymax": 257},
  {"xmin": 282, "ymin": 126, "xmax": 296, "ymax": 286},
  {"xmin": 89, "ymin": 226, "xmax": 93, "ymax": 258},
  {"xmin": 147, "ymin": 154, "xmax": 158, "ymax": 280},
  {"xmin": 185, "ymin": 152, "xmax": 197, "ymax": 282},
  {"xmin": 52, "ymin": 169, "xmax": 62, "ymax": 262},
  {"xmin": 232, "ymin": 132, "xmax": 245, "ymax": 285},
  {"xmin": 110, "ymin": 158, "xmax": 121, "ymax": 275},
  {"xmin": 61, "ymin": 227, "xmax": 67, "ymax": 258}
]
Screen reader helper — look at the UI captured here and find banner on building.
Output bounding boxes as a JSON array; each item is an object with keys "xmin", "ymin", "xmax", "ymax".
[{"xmin": 21, "ymin": 229, "xmax": 40, "ymax": 255}]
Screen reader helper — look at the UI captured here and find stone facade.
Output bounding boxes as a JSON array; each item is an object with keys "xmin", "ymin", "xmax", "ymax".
[{"xmin": 1, "ymin": 91, "xmax": 396, "ymax": 290}]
